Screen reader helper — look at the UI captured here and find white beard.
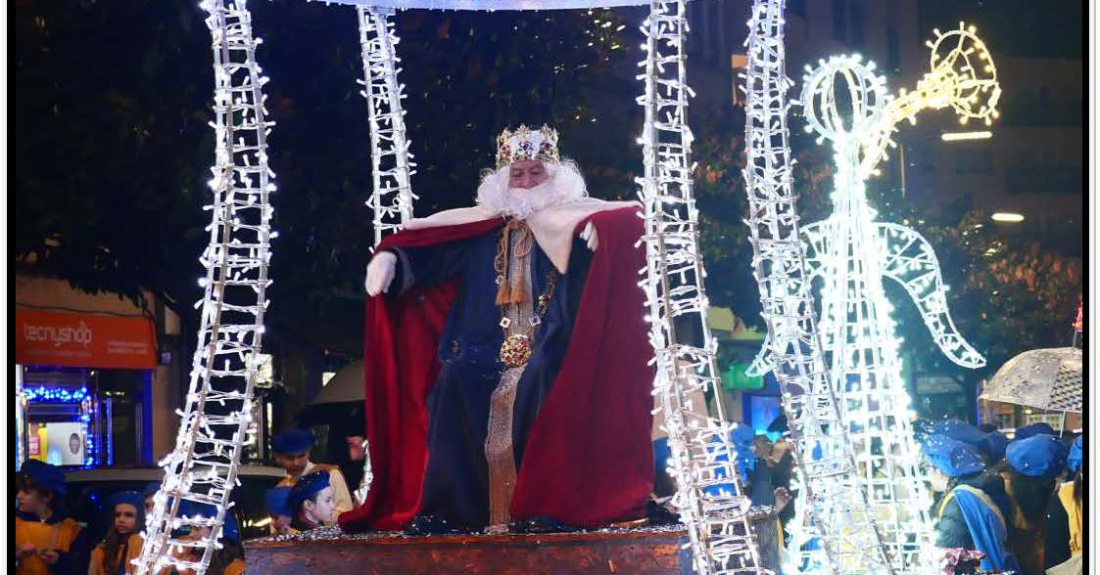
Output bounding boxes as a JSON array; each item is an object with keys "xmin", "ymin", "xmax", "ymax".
[{"xmin": 475, "ymin": 159, "xmax": 588, "ymax": 220}]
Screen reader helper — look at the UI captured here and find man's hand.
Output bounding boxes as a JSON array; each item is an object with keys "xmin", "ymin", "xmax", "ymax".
[
  {"xmin": 580, "ymin": 221, "xmax": 599, "ymax": 252},
  {"xmin": 773, "ymin": 487, "xmax": 792, "ymax": 513},
  {"xmin": 40, "ymin": 549, "xmax": 60, "ymax": 565},
  {"xmin": 365, "ymin": 251, "xmax": 397, "ymax": 297}
]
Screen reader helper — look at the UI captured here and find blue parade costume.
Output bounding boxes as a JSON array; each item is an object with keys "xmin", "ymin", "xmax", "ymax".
[
  {"xmin": 924, "ymin": 435, "xmax": 1018, "ymax": 572},
  {"xmin": 1066, "ymin": 436, "xmax": 1082, "ymax": 474},
  {"xmin": 390, "ymin": 230, "xmax": 593, "ymax": 530}
]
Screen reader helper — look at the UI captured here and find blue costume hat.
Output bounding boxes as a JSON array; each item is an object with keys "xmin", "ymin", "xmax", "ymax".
[
  {"xmin": 287, "ymin": 471, "xmax": 331, "ymax": 516},
  {"xmin": 1013, "ymin": 422, "xmax": 1055, "ymax": 441},
  {"xmin": 265, "ymin": 486, "xmax": 293, "ymax": 517},
  {"xmin": 923, "ymin": 434, "xmax": 985, "ymax": 477},
  {"xmin": 930, "ymin": 419, "xmax": 987, "ymax": 447},
  {"xmin": 20, "ymin": 460, "xmax": 68, "ymax": 497},
  {"xmin": 142, "ymin": 482, "xmax": 160, "ymax": 500},
  {"xmin": 272, "ymin": 429, "xmax": 315, "ymax": 455},
  {"xmin": 978, "ymin": 432, "xmax": 1009, "ymax": 462},
  {"xmin": 177, "ymin": 500, "xmax": 241, "ymax": 543},
  {"xmin": 1067, "ymin": 436, "xmax": 1083, "ymax": 474},
  {"xmin": 108, "ymin": 491, "xmax": 145, "ymax": 513},
  {"xmin": 1006, "ymin": 434, "xmax": 1066, "ymax": 479}
]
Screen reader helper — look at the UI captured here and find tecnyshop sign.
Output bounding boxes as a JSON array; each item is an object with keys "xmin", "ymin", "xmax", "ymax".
[{"xmin": 15, "ymin": 310, "xmax": 157, "ymax": 370}]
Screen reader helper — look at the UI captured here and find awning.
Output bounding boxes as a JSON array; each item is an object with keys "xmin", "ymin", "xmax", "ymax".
[{"xmin": 16, "ymin": 309, "xmax": 157, "ymax": 370}]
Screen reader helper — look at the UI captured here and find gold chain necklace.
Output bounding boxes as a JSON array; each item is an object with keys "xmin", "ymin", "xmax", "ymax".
[{"xmin": 495, "ymin": 221, "xmax": 559, "ymax": 369}]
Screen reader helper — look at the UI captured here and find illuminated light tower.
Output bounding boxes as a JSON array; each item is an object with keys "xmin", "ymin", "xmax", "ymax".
[
  {"xmin": 134, "ymin": 1, "xmax": 275, "ymax": 573},
  {"xmin": 750, "ymin": 23, "xmax": 999, "ymax": 574},
  {"xmin": 741, "ymin": 1, "xmax": 896, "ymax": 574}
]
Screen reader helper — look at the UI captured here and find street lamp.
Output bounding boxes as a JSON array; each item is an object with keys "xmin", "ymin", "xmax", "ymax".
[{"xmin": 991, "ymin": 212, "xmax": 1025, "ymax": 223}]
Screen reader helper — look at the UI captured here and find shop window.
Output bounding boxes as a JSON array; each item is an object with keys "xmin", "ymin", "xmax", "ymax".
[{"xmin": 20, "ymin": 366, "xmax": 151, "ymax": 468}]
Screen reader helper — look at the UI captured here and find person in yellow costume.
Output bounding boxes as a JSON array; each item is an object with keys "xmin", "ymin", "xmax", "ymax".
[
  {"xmin": 16, "ymin": 461, "xmax": 89, "ymax": 575},
  {"xmin": 1045, "ymin": 436, "xmax": 1083, "ymax": 573},
  {"xmin": 88, "ymin": 492, "xmax": 145, "ymax": 575}
]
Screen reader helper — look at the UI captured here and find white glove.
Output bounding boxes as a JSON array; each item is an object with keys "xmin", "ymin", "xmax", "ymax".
[
  {"xmin": 365, "ymin": 251, "xmax": 397, "ymax": 297},
  {"xmin": 580, "ymin": 221, "xmax": 599, "ymax": 252}
]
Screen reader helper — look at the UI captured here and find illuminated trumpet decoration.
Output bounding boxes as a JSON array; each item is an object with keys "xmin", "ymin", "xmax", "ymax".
[{"xmin": 750, "ymin": 23, "xmax": 999, "ymax": 575}]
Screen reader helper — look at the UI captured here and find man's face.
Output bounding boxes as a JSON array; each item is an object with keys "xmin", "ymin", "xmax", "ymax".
[
  {"xmin": 114, "ymin": 503, "xmax": 139, "ymax": 535},
  {"xmin": 274, "ymin": 452, "xmax": 311, "ymax": 476},
  {"xmin": 925, "ymin": 464, "xmax": 951, "ymax": 493},
  {"xmin": 345, "ymin": 436, "xmax": 366, "ymax": 462},
  {"xmin": 304, "ymin": 486, "xmax": 336, "ymax": 526},
  {"xmin": 144, "ymin": 496, "xmax": 155, "ymax": 517},
  {"xmin": 69, "ymin": 435, "xmax": 81, "ymax": 454},
  {"xmin": 509, "ymin": 159, "xmax": 549, "ymax": 190},
  {"xmin": 17, "ymin": 488, "xmax": 52, "ymax": 517}
]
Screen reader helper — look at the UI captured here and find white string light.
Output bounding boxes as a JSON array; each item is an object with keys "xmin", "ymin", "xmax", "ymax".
[
  {"xmin": 358, "ymin": 6, "xmax": 417, "ymax": 248},
  {"xmin": 748, "ymin": 22, "xmax": 998, "ymax": 575},
  {"xmin": 740, "ymin": 2, "xmax": 897, "ymax": 575},
  {"xmin": 134, "ymin": 1, "xmax": 274, "ymax": 573},
  {"xmin": 636, "ymin": 2, "xmax": 767, "ymax": 574}
]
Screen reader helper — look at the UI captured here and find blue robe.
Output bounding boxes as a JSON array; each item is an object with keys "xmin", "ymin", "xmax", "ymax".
[{"xmin": 391, "ymin": 229, "xmax": 592, "ymax": 528}]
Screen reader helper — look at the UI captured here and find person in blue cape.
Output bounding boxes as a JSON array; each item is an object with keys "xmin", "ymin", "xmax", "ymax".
[
  {"xmin": 922, "ymin": 434, "xmax": 1017, "ymax": 573},
  {"xmin": 1004, "ymin": 434, "xmax": 1065, "ymax": 575}
]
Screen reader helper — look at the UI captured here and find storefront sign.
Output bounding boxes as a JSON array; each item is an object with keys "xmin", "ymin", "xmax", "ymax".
[{"xmin": 15, "ymin": 310, "xmax": 157, "ymax": 370}]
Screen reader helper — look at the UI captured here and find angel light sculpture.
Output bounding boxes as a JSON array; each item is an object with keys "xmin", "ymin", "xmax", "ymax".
[{"xmin": 752, "ymin": 23, "xmax": 1000, "ymax": 575}]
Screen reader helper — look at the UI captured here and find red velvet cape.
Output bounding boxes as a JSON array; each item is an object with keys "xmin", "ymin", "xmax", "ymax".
[{"xmin": 338, "ymin": 206, "xmax": 655, "ymax": 531}]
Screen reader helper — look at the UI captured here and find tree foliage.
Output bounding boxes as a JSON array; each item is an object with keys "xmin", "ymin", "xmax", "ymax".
[{"xmin": 14, "ymin": 0, "xmax": 631, "ymax": 352}]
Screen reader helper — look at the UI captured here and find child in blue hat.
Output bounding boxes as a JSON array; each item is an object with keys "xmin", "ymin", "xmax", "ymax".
[
  {"xmin": 1003, "ymin": 434, "xmax": 1065, "ymax": 575},
  {"xmin": 89, "ymin": 491, "xmax": 145, "ymax": 575},
  {"xmin": 287, "ymin": 470, "xmax": 337, "ymax": 531},
  {"xmin": 15, "ymin": 460, "xmax": 89, "ymax": 575},
  {"xmin": 922, "ymin": 435, "xmax": 1017, "ymax": 573}
]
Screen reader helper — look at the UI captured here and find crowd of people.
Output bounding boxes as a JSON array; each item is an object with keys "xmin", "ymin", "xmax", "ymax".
[
  {"xmin": 16, "ymin": 420, "xmax": 1083, "ymax": 575},
  {"xmin": 14, "ymin": 429, "xmax": 349, "ymax": 575},
  {"xmin": 920, "ymin": 421, "xmax": 1084, "ymax": 575}
]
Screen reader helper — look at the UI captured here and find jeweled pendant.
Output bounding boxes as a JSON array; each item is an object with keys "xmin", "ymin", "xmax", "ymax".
[{"xmin": 500, "ymin": 334, "xmax": 533, "ymax": 368}]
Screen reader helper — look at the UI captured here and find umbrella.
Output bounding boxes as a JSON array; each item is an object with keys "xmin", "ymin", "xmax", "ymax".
[{"xmin": 980, "ymin": 347, "xmax": 1082, "ymax": 414}]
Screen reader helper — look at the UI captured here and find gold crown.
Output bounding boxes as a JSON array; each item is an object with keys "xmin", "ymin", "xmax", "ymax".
[{"xmin": 496, "ymin": 124, "xmax": 560, "ymax": 170}]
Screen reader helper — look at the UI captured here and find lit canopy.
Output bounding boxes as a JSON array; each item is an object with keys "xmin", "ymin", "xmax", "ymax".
[{"xmin": 314, "ymin": 0, "xmax": 659, "ymax": 10}]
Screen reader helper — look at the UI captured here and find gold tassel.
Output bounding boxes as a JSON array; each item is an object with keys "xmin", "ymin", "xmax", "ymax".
[
  {"xmin": 496, "ymin": 279, "xmax": 512, "ymax": 306},
  {"xmin": 509, "ymin": 275, "xmax": 527, "ymax": 305}
]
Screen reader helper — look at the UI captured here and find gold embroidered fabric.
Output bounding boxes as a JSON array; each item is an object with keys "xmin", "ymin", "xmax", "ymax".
[{"xmin": 485, "ymin": 223, "xmax": 535, "ymax": 528}]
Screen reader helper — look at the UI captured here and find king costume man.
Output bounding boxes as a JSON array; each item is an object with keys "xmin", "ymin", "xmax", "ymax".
[{"xmin": 337, "ymin": 125, "xmax": 658, "ymax": 534}]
